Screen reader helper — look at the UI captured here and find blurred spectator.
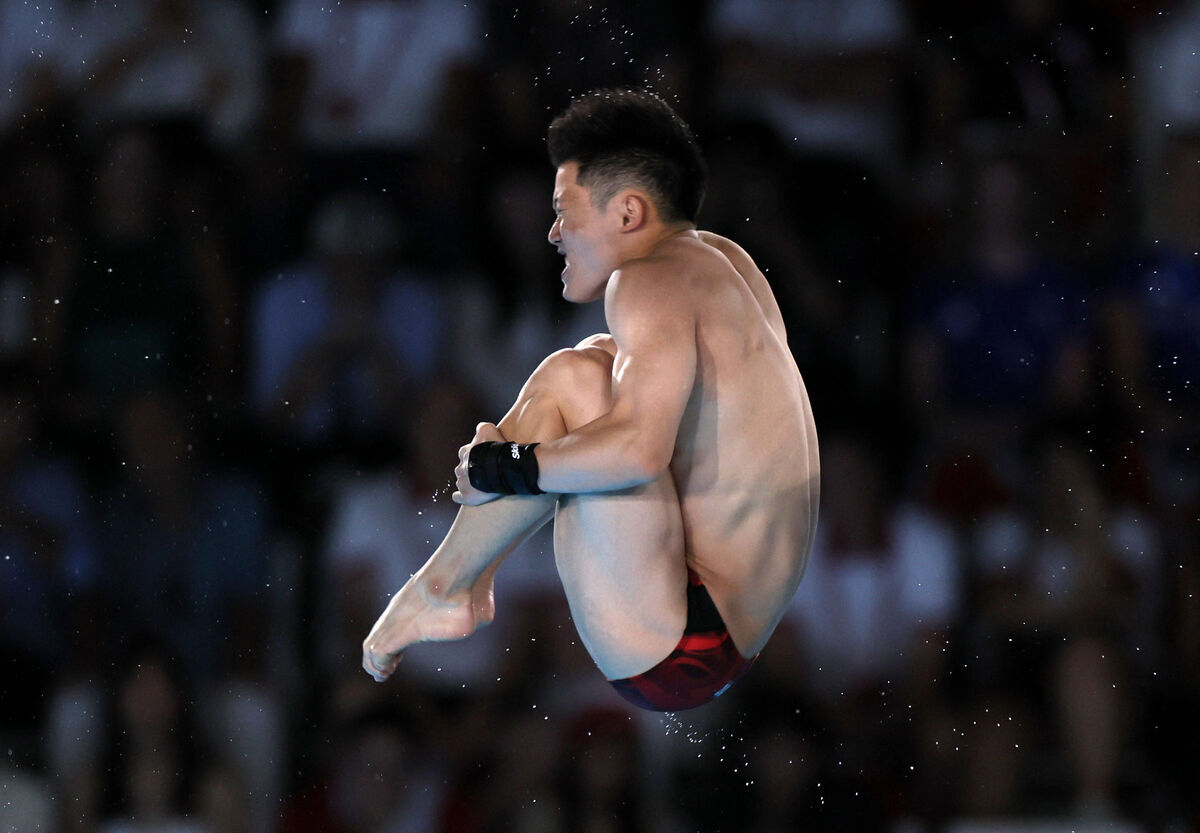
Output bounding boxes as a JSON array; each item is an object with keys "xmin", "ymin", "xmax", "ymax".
[
  {"xmin": 66, "ymin": 125, "xmax": 236, "ymax": 430},
  {"xmin": 1101, "ymin": 130, "xmax": 1200, "ymax": 430},
  {"xmin": 700, "ymin": 119, "xmax": 903, "ymax": 434},
  {"xmin": 444, "ymin": 703, "xmax": 656, "ymax": 833},
  {"xmin": 272, "ymin": 0, "xmax": 479, "ymax": 152},
  {"xmin": 167, "ymin": 143, "xmax": 246, "ymax": 414},
  {"xmin": 705, "ymin": 0, "xmax": 911, "ymax": 179},
  {"xmin": 903, "ymin": 150, "xmax": 1094, "ymax": 475},
  {"xmin": 276, "ymin": 703, "xmax": 444, "ymax": 833},
  {"xmin": 905, "ymin": 40, "xmax": 973, "ymax": 259},
  {"xmin": 911, "ymin": 0, "xmax": 1112, "ymax": 134},
  {"xmin": 269, "ymin": 0, "xmax": 481, "ymax": 203},
  {"xmin": 226, "ymin": 126, "xmax": 310, "ymax": 280},
  {"xmin": 450, "ymin": 164, "xmax": 607, "ymax": 417},
  {"xmin": 99, "ymin": 387, "xmax": 272, "ymax": 684},
  {"xmin": 958, "ymin": 437, "xmax": 1160, "ymax": 817},
  {"xmin": 477, "ymin": 1, "xmax": 702, "ymax": 157},
  {"xmin": 270, "ymin": 0, "xmax": 488, "ymax": 268},
  {"xmin": 788, "ymin": 432, "xmax": 961, "ymax": 703},
  {"xmin": 735, "ymin": 693, "xmax": 848, "ymax": 833},
  {"xmin": 194, "ymin": 678, "xmax": 287, "ymax": 833},
  {"xmin": 1130, "ymin": 0, "xmax": 1200, "ymax": 125},
  {"xmin": 93, "ymin": 641, "xmax": 206, "ymax": 833},
  {"xmin": 1158, "ymin": 527, "xmax": 1200, "ymax": 823},
  {"xmin": 557, "ymin": 706, "xmax": 651, "ymax": 833},
  {"xmin": 0, "ymin": 761, "xmax": 55, "ymax": 833},
  {"xmin": 780, "ymin": 432, "xmax": 960, "ymax": 824},
  {"xmin": 1130, "ymin": 0, "xmax": 1200, "ymax": 234},
  {"xmin": 0, "ymin": 135, "xmax": 84, "ymax": 393},
  {"xmin": 447, "ymin": 708, "xmax": 563, "ymax": 833},
  {"xmin": 195, "ymin": 764, "xmax": 253, "ymax": 833},
  {"xmin": 701, "ymin": 3, "xmax": 912, "ymax": 440},
  {"xmin": 0, "ymin": 0, "xmax": 73, "ymax": 136},
  {"xmin": 70, "ymin": 0, "xmax": 264, "ymax": 146},
  {"xmin": 249, "ymin": 189, "xmax": 447, "ymax": 450},
  {"xmin": 47, "ymin": 674, "xmax": 108, "ymax": 833},
  {"xmin": 49, "ymin": 628, "xmax": 285, "ymax": 833},
  {"xmin": 1033, "ymin": 440, "xmax": 1157, "ymax": 818},
  {"xmin": 0, "ymin": 372, "xmax": 102, "ymax": 725}
]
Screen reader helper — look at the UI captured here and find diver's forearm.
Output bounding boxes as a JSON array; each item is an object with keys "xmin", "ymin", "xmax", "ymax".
[{"xmin": 534, "ymin": 416, "xmax": 671, "ymax": 494}]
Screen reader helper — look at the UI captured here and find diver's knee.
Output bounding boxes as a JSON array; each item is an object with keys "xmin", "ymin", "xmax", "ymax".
[
  {"xmin": 524, "ymin": 345, "xmax": 612, "ymax": 428},
  {"xmin": 573, "ymin": 332, "xmax": 617, "ymax": 357},
  {"xmin": 536, "ymin": 341, "xmax": 613, "ymax": 389}
]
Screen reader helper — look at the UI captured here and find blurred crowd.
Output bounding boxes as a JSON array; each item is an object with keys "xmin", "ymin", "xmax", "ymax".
[{"xmin": 2, "ymin": 0, "xmax": 1198, "ymax": 831}]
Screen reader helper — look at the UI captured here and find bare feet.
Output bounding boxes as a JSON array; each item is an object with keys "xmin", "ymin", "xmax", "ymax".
[{"xmin": 361, "ymin": 577, "xmax": 484, "ymax": 682}]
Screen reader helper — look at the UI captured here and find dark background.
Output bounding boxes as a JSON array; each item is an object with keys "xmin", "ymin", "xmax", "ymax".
[{"xmin": 1, "ymin": 1, "xmax": 1198, "ymax": 831}]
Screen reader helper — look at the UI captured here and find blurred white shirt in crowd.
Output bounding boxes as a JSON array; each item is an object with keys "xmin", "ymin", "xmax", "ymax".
[
  {"xmin": 787, "ymin": 503, "xmax": 961, "ymax": 697},
  {"xmin": 67, "ymin": 0, "xmax": 263, "ymax": 144},
  {"xmin": 273, "ymin": 0, "xmax": 481, "ymax": 150}
]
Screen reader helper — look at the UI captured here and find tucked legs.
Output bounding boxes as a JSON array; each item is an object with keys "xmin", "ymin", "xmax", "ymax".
[{"xmin": 363, "ymin": 336, "xmax": 688, "ymax": 682}]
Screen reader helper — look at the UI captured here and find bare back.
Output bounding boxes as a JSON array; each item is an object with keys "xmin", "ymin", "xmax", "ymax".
[{"xmin": 666, "ymin": 231, "xmax": 819, "ymax": 657}]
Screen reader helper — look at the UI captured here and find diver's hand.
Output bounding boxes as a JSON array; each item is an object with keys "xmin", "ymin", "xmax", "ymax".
[{"xmin": 452, "ymin": 422, "xmax": 506, "ymax": 505}]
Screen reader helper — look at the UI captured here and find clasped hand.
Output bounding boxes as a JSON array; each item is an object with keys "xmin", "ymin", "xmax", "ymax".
[{"xmin": 452, "ymin": 422, "xmax": 505, "ymax": 505}]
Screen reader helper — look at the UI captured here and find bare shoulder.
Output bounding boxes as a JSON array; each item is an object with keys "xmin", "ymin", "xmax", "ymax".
[
  {"xmin": 605, "ymin": 251, "xmax": 694, "ymax": 309},
  {"xmin": 603, "ymin": 258, "xmax": 697, "ymax": 346},
  {"xmin": 695, "ymin": 231, "xmax": 765, "ymax": 284},
  {"xmin": 697, "ymin": 230, "xmax": 750, "ymax": 261},
  {"xmin": 696, "ymin": 230, "xmax": 787, "ymax": 340}
]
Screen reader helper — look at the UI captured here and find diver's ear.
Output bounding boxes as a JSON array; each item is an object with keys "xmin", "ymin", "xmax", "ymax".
[{"xmin": 616, "ymin": 191, "xmax": 650, "ymax": 232}]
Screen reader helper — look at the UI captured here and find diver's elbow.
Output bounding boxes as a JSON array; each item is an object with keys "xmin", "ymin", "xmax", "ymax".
[{"xmin": 627, "ymin": 440, "xmax": 672, "ymax": 484}]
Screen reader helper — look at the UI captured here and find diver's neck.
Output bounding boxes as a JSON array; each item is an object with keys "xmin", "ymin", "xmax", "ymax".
[{"xmin": 624, "ymin": 223, "xmax": 697, "ymax": 261}]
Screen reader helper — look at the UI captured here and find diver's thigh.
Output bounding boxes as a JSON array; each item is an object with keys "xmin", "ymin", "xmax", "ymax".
[{"xmin": 552, "ymin": 470, "xmax": 688, "ymax": 680}]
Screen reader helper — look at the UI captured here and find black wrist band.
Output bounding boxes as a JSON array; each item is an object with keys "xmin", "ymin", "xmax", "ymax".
[{"xmin": 468, "ymin": 442, "xmax": 544, "ymax": 495}]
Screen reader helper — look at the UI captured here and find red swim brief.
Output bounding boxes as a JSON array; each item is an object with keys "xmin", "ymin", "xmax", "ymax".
[{"xmin": 608, "ymin": 569, "xmax": 756, "ymax": 712}]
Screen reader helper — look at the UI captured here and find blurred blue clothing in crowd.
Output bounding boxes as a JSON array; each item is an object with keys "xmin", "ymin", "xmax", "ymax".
[
  {"xmin": 911, "ymin": 260, "xmax": 1093, "ymax": 415},
  {"xmin": 1108, "ymin": 247, "xmax": 1200, "ymax": 406},
  {"xmin": 0, "ymin": 450, "xmax": 100, "ymax": 664},
  {"xmin": 100, "ymin": 389, "xmax": 271, "ymax": 683}
]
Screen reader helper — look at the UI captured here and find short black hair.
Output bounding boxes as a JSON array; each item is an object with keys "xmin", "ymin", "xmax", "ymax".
[{"xmin": 547, "ymin": 88, "xmax": 706, "ymax": 224}]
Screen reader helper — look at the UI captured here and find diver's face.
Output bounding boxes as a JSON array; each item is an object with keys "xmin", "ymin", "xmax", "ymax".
[{"xmin": 548, "ymin": 162, "xmax": 621, "ymax": 303}]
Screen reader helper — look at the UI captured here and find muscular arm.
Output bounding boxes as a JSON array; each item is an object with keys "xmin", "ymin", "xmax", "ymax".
[{"xmin": 535, "ymin": 262, "xmax": 697, "ymax": 493}]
